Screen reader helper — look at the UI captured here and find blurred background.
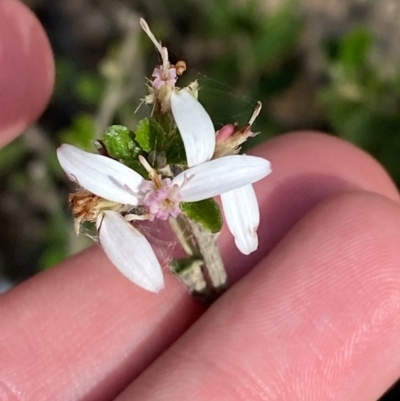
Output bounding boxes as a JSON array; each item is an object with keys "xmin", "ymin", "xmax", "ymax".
[{"xmin": 1, "ymin": 0, "xmax": 400, "ymax": 397}]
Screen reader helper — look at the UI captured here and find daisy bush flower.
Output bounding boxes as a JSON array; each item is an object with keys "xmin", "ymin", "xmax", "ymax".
[
  {"xmin": 57, "ymin": 19, "xmax": 272, "ymax": 300},
  {"xmin": 171, "ymin": 92, "xmax": 268, "ymax": 255}
]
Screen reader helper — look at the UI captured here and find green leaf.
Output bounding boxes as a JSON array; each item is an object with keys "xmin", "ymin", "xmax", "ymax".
[
  {"xmin": 103, "ymin": 125, "xmax": 142, "ymax": 160},
  {"xmin": 165, "ymin": 131, "xmax": 187, "ymax": 164},
  {"xmin": 181, "ymin": 199, "xmax": 223, "ymax": 233},
  {"xmin": 103, "ymin": 125, "xmax": 147, "ymax": 177},
  {"xmin": 169, "ymin": 258, "xmax": 207, "ymax": 295},
  {"xmin": 170, "ymin": 257, "xmax": 203, "ymax": 275},
  {"xmin": 135, "ymin": 118, "xmax": 166, "ymax": 153}
]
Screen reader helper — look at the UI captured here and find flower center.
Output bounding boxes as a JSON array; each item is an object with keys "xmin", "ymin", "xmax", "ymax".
[
  {"xmin": 152, "ymin": 66, "xmax": 177, "ymax": 90},
  {"xmin": 139, "ymin": 178, "xmax": 182, "ymax": 221}
]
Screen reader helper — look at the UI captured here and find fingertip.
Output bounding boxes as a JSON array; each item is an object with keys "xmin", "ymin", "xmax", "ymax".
[
  {"xmin": 259, "ymin": 131, "xmax": 399, "ymax": 201},
  {"xmin": 115, "ymin": 191, "xmax": 400, "ymax": 401},
  {"xmin": 0, "ymin": 0, "xmax": 54, "ymax": 145},
  {"xmin": 220, "ymin": 131, "xmax": 400, "ymax": 282}
]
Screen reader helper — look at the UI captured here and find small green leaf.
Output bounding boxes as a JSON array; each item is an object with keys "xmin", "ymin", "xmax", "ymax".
[
  {"xmin": 165, "ymin": 131, "xmax": 187, "ymax": 164},
  {"xmin": 124, "ymin": 159, "xmax": 148, "ymax": 178},
  {"xmin": 135, "ymin": 118, "xmax": 166, "ymax": 153},
  {"xmin": 169, "ymin": 258, "xmax": 207, "ymax": 294},
  {"xmin": 102, "ymin": 125, "xmax": 147, "ymax": 177},
  {"xmin": 170, "ymin": 257, "xmax": 203, "ymax": 275},
  {"xmin": 103, "ymin": 125, "xmax": 142, "ymax": 161},
  {"xmin": 181, "ymin": 199, "xmax": 223, "ymax": 233}
]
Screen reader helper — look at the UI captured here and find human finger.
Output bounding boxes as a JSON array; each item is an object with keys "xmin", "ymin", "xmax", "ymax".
[
  {"xmin": 0, "ymin": 132, "xmax": 397, "ymax": 400},
  {"xmin": 0, "ymin": 0, "xmax": 54, "ymax": 145},
  {"xmin": 219, "ymin": 131, "xmax": 400, "ymax": 282},
  {"xmin": 115, "ymin": 191, "xmax": 400, "ymax": 401}
]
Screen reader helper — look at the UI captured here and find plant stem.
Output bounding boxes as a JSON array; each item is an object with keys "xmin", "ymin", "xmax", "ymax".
[{"xmin": 169, "ymin": 215, "xmax": 227, "ymax": 303}]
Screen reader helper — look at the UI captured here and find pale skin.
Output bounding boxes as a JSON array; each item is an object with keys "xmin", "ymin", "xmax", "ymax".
[{"xmin": 1, "ymin": 0, "xmax": 400, "ymax": 399}]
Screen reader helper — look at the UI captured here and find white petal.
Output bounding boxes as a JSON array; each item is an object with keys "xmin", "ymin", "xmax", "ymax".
[
  {"xmin": 99, "ymin": 211, "xmax": 164, "ymax": 292},
  {"xmin": 57, "ymin": 144, "xmax": 143, "ymax": 205},
  {"xmin": 171, "ymin": 90, "xmax": 215, "ymax": 167},
  {"xmin": 221, "ymin": 185, "xmax": 260, "ymax": 255},
  {"xmin": 174, "ymin": 155, "xmax": 271, "ymax": 202}
]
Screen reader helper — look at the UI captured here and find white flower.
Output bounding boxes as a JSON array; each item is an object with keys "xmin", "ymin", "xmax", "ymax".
[
  {"xmin": 171, "ymin": 89, "xmax": 271, "ymax": 254},
  {"xmin": 220, "ymin": 184, "xmax": 260, "ymax": 255},
  {"xmin": 97, "ymin": 210, "xmax": 164, "ymax": 292},
  {"xmin": 57, "ymin": 145, "xmax": 164, "ymax": 293},
  {"xmin": 170, "ymin": 89, "xmax": 215, "ymax": 167},
  {"xmin": 57, "ymin": 140, "xmax": 270, "ymax": 290}
]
